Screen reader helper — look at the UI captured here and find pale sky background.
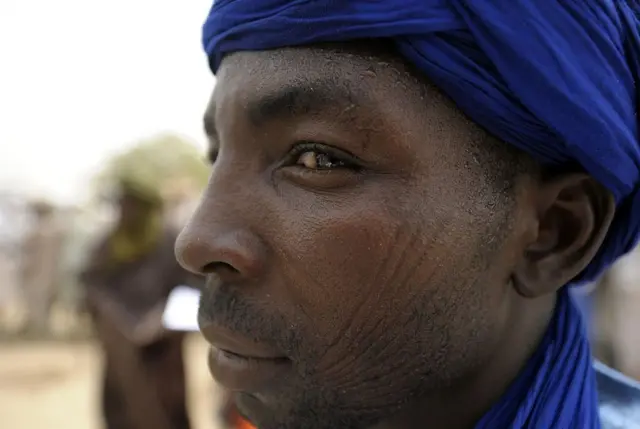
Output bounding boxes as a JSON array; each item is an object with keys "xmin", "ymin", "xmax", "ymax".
[{"xmin": 0, "ymin": 0, "xmax": 215, "ymax": 204}]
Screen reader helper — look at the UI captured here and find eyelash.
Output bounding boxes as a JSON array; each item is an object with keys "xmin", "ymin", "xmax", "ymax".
[
  {"xmin": 286, "ymin": 141, "xmax": 361, "ymax": 171},
  {"xmin": 206, "ymin": 149, "xmax": 218, "ymax": 165},
  {"xmin": 205, "ymin": 142, "xmax": 361, "ymax": 173}
]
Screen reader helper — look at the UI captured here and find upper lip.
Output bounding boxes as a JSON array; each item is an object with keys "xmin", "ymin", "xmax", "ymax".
[{"xmin": 200, "ymin": 322, "xmax": 286, "ymax": 360}]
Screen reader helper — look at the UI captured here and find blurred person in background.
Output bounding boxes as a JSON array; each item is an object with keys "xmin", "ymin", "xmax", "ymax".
[
  {"xmin": 595, "ymin": 250, "xmax": 640, "ymax": 381},
  {"xmin": 19, "ymin": 200, "xmax": 63, "ymax": 335},
  {"xmin": 80, "ymin": 172, "xmax": 197, "ymax": 429},
  {"xmin": 163, "ymin": 177, "xmax": 202, "ymax": 231},
  {"xmin": 0, "ymin": 196, "xmax": 25, "ymax": 329}
]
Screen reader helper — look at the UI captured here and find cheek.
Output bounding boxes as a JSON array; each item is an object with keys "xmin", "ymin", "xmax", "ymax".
[
  {"xmin": 277, "ymin": 204, "xmax": 404, "ymax": 337},
  {"xmin": 275, "ymin": 197, "xmax": 444, "ymax": 339},
  {"xmin": 271, "ymin": 190, "xmax": 513, "ymax": 402}
]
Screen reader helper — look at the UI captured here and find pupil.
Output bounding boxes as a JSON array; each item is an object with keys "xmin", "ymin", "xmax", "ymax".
[{"xmin": 317, "ymin": 154, "xmax": 332, "ymax": 167}]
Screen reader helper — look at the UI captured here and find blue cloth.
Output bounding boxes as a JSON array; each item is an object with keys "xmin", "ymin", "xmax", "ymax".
[{"xmin": 201, "ymin": 1, "xmax": 640, "ymax": 428}]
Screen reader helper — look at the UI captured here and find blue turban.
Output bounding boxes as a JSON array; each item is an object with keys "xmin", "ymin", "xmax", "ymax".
[{"xmin": 202, "ymin": 0, "xmax": 640, "ymax": 287}]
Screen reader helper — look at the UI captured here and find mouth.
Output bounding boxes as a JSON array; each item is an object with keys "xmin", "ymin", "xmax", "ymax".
[{"xmin": 201, "ymin": 324, "xmax": 292, "ymax": 391}]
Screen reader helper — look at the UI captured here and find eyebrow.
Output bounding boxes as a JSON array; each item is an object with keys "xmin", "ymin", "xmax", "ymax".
[
  {"xmin": 203, "ymin": 79, "xmax": 363, "ymax": 140},
  {"xmin": 247, "ymin": 79, "xmax": 361, "ymax": 127}
]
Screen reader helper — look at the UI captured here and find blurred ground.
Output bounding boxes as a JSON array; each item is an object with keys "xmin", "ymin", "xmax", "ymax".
[{"xmin": 0, "ymin": 334, "xmax": 222, "ymax": 429}]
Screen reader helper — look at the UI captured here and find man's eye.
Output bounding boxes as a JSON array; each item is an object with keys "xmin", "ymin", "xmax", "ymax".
[
  {"xmin": 280, "ymin": 142, "xmax": 363, "ymax": 189},
  {"xmin": 296, "ymin": 151, "xmax": 347, "ymax": 170},
  {"xmin": 207, "ymin": 149, "xmax": 219, "ymax": 165}
]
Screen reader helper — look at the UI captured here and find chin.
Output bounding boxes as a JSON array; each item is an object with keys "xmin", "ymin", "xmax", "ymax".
[
  {"xmin": 235, "ymin": 393, "xmax": 281, "ymax": 429},
  {"xmin": 234, "ymin": 390, "xmax": 376, "ymax": 429}
]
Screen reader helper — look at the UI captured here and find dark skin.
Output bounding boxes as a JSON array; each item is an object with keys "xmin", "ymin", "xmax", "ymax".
[{"xmin": 175, "ymin": 43, "xmax": 616, "ymax": 429}]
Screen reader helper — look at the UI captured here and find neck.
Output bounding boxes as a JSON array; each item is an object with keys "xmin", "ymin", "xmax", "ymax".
[{"xmin": 371, "ymin": 293, "xmax": 557, "ymax": 429}]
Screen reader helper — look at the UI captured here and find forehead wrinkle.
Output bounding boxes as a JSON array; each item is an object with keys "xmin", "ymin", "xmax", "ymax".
[
  {"xmin": 219, "ymin": 49, "xmax": 381, "ymax": 117},
  {"xmin": 244, "ymin": 77, "xmax": 368, "ymax": 129}
]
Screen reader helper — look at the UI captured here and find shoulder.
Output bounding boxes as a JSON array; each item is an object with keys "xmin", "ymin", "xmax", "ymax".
[{"xmin": 596, "ymin": 361, "xmax": 640, "ymax": 429}]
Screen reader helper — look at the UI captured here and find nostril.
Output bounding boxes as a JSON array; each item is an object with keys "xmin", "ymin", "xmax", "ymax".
[{"xmin": 202, "ymin": 261, "xmax": 239, "ymax": 275}]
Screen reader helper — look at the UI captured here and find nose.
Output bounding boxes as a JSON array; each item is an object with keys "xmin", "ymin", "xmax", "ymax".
[{"xmin": 175, "ymin": 206, "xmax": 267, "ymax": 282}]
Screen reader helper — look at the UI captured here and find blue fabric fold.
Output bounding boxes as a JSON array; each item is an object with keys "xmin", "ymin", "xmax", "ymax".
[{"xmin": 200, "ymin": 1, "xmax": 640, "ymax": 427}]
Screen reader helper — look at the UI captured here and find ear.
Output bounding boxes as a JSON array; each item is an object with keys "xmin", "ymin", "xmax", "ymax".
[{"xmin": 513, "ymin": 174, "xmax": 615, "ymax": 298}]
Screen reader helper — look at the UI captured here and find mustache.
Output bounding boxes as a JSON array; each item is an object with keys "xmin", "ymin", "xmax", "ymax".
[{"xmin": 198, "ymin": 277, "xmax": 301, "ymax": 356}]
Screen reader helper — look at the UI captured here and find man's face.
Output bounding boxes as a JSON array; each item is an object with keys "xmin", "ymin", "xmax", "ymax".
[{"xmin": 176, "ymin": 45, "xmax": 536, "ymax": 429}]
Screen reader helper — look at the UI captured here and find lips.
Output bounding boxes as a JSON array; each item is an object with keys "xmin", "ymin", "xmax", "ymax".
[
  {"xmin": 201, "ymin": 323, "xmax": 292, "ymax": 391},
  {"xmin": 201, "ymin": 323, "xmax": 284, "ymax": 359}
]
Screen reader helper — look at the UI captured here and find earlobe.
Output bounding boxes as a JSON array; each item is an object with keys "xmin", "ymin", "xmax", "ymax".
[{"xmin": 513, "ymin": 174, "xmax": 615, "ymax": 298}]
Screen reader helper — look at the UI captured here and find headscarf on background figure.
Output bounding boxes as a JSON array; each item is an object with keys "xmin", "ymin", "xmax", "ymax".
[
  {"xmin": 200, "ymin": 2, "xmax": 640, "ymax": 429},
  {"xmin": 107, "ymin": 176, "xmax": 164, "ymax": 265}
]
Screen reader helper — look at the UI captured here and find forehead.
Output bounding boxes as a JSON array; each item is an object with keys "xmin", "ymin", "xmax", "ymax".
[
  {"xmin": 207, "ymin": 44, "xmax": 432, "ymax": 123},
  {"xmin": 205, "ymin": 43, "xmax": 479, "ymax": 140},
  {"xmin": 218, "ymin": 43, "xmax": 403, "ymax": 90}
]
